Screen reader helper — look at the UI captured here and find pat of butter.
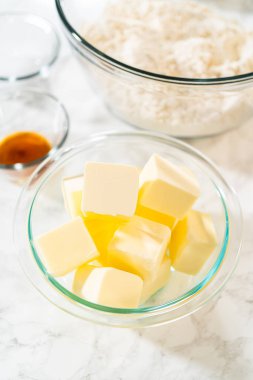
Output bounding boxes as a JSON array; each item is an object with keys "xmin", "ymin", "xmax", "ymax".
[
  {"xmin": 62, "ymin": 175, "xmax": 83, "ymax": 218},
  {"xmin": 83, "ymin": 214, "xmax": 127, "ymax": 257},
  {"xmin": 141, "ymin": 256, "xmax": 171, "ymax": 303},
  {"xmin": 81, "ymin": 162, "xmax": 139, "ymax": 217},
  {"xmin": 136, "ymin": 204, "xmax": 177, "ymax": 230},
  {"xmin": 170, "ymin": 210, "xmax": 217, "ymax": 275},
  {"xmin": 107, "ymin": 215, "xmax": 171, "ymax": 280},
  {"xmin": 161, "ymin": 270, "xmax": 193, "ymax": 300},
  {"xmin": 35, "ymin": 217, "xmax": 99, "ymax": 277},
  {"xmin": 139, "ymin": 154, "xmax": 200, "ymax": 220},
  {"xmin": 72, "ymin": 259, "xmax": 104, "ymax": 295},
  {"xmin": 82, "ymin": 267, "xmax": 143, "ymax": 308}
]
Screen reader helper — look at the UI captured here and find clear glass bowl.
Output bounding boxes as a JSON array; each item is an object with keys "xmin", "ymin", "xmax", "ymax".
[
  {"xmin": 0, "ymin": 90, "xmax": 69, "ymax": 182},
  {"xmin": 0, "ymin": 12, "xmax": 60, "ymax": 83},
  {"xmin": 13, "ymin": 131, "xmax": 242, "ymax": 327},
  {"xmin": 55, "ymin": 0, "xmax": 253, "ymax": 137}
]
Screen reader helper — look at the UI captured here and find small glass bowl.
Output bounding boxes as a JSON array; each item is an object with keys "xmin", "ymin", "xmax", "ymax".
[
  {"xmin": 0, "ymin": 12, "xmax": 60, "ymax": 83},
  {"xmin": 0, "ymin": 90, "xmax": 69, "ymax": 181},
  {"xmin": 13, "ymin": 131, "xmax": 242, "ymax": 327}
]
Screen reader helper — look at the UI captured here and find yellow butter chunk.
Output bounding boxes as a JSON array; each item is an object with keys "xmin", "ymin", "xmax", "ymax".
[
  {"xmin": 139, "ymin": 154, "xmax": 200, "ymax": 220},
  {"xmin": 83, "ymin": 214, "xmax": 127, "ymax": 257},
  {"xmin": 141, "ymin": 256, "xmax": 171, "ymax": 303},
  {"xmin": 81, "ymin": 162, "xmax": 139, "ymax": 217},
  {"xmin": 162, "ymin": 270, "xmax": 193, "ymax": 300},
  {"xmin": 72, "ymin": 259, "xmax": 104, "ymax": 295},
  {"xmin": 62, "ymin": 175, "xmax": 83, "ymax": 218},
  {"xmin": 107, "ymin": 215, "xmax": 171, "ymax": 280},
  {"xmin": 35, "ymin": 217, "xmax": 99, "ymax": 277},
  {"xmin": 82, "ymin": 267, "xmax": 143, "ymax": 308},
  {"xmin": 136, "ymin": 203, "xmax": 177, "ymax": 230},
  {"xmin": 170, "ymin": 210, "xmax": 217, "ymax": 275}
]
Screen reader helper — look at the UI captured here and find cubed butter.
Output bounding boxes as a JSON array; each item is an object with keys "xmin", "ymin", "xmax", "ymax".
[
  {"xmin": 170, "ymin": 210, "xmax": 217, "ymax": 275},
  {"xmin": 82, "ymin": 267, "xmax": 143, "ymax": 308},
  {"xmin": 35, "ymin": 217, "xmax": 99, "ymax": 277},
  {"xmin": 72, "ymin": 259, "xmax": 104, "ymax": 295},
  {"xmin": 81, "ymin": 162, "xmax": 139, "ymax": 217},
  {"xmin": 83, "ymin": 214, "xmax": 127, "ymax": 257},
  {"xmin": 107, "ymin": 215, "xmax": 171, "ymax": 280},
  {"xmin": 62, "ymin": 175, "xmax": 83, "ymax": 218},
  {"xmin": 136, "ymin": 203, "xmax": 177, "ymax": 230},
  {"xmin": 162, "ymin": 270, "xmax": 193, "ymax": 300},
  {"xmin": 141, "ymin": 256, "xmax": 171, "ymax": 303},
  {"xmin": 138, "ymin": 154, "xmax": 200, "ymax": 220}
]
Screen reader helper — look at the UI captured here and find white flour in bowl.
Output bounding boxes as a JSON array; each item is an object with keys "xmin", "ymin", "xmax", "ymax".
[
  {"xmin": 83, "ymin": 0, "xmax": 253, "ymax": 78},
  {"xmin": 82, "ymin": 0, "xmax": 253, "ymax": 136}
]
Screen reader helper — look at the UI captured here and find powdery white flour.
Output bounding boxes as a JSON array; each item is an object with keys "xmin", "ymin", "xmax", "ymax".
[
  {"xmin": 84, "ymin": 0, "xmax": 253, "ymax": 78},
  {"xmin": 82, "ymin": 0, "xmax": 253, "ymax": 136}
]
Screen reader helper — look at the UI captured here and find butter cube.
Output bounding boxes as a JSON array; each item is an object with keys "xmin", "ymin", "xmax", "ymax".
[
  {"xmin": 81, "ymin": 162, "xmax": 139, "ymax": 217},
  {"xmin": 136, "ymin": 204, "xmax": 177, "ymax": 230},
  {"xmin": 82, "ymin": 267, "xmax": 143, "ymax": 308},
  {"xmin": 170, "ymin": 210, "xmax": 217, "ymax": 275},
  {"xmin": 83, "ymin": 214, "xmax": 127, "ymax": 257},
  {"xmin": 72, "ymin": 259, "xmax": 104, "ymax": 295},
  {"xmin": 139, "ymin": 154, "xmax": 200, "ymax": 220},
  {"xmin": 62, "ymin": 175, "xmax": 83, "ymax": 218},
  {"xmin": 161, "ymin": 270, "xmax": 193, "ymax": 300},
  {"xmin": 35, "ymin": 217, "xmax": 99, "ymax": 277},
  {"xmin": 141, "ymin": 256, "xmax": 171, "ymax": 303},
  {"xmin": 107, "ymin": 215, "xmax": 171, "ymax": 280}
]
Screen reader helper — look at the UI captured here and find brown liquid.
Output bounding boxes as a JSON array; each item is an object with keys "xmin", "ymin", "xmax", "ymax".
[{"xmin": 0, "ymin": 131, "xmax": 51, "ymax": 165}]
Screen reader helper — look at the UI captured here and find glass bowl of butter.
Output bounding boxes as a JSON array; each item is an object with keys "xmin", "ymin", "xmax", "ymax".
[{"xmin": 14, "ymin": 131, "xmax": 242, "ymax": 327}]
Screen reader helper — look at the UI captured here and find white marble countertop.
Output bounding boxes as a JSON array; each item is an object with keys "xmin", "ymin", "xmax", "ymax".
[{"xmin": 0, "ymin": 1, "xmax": 253, "ymax": 379}]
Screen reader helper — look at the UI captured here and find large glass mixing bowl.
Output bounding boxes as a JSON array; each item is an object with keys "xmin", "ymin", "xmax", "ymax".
[{"xmin": 55, "ymin": 0, "xmax": 253, "ymax": 137}]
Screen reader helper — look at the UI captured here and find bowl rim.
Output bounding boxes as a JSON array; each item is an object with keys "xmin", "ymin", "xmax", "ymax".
[
  {"xmin": 55, "ymin": 0, "xmax": 253, "ymax": 86},
  {"xmin": 0, "ymin": 89, "xmax": 70, "ymax": 170},
  {"xmin": 0, "ymin": 11, "xmax": 61, "ymax": 82},
  {"xmin": 14, "ymin": 130, "xmax": 242, "ymax": 322}
]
